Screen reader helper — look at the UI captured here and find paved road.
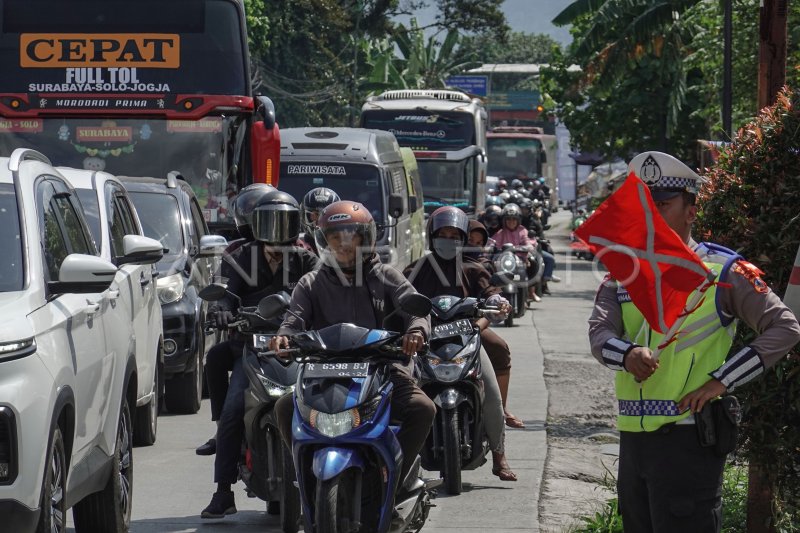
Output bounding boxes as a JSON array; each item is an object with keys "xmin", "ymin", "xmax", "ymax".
[{"xmin": 67, "ymin": 213, "xmax": 565, "ymax": 532}]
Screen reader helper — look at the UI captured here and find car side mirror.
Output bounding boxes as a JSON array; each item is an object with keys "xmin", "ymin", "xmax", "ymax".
[
  {"xmin": 408, "ymin": 196, "xmax": 419, "ymax": 213},
  {"xmin": 399, "ymin": 293, "xmax": 432, "ymax": 318},
  {"xmin": 258, "ymin": 293, "xmax": 291, "ymax": 319},
  {"xmin": 48, "ymin": 254, "xmax": 117, "ymax": 294},
  {"xmin": 388, "ymin": 193, "xmax": 405, "ymax": 218},
  {"xmin": 199, "ymin": 235, "xmax": 228, "ymax": 257},
  {"xmin": 119, "ymin": 235, "xmax": 164, "ymax": 265},
  {"xmin": 199, "ymin": 283, "xmax": 228, "ymax": 301}
]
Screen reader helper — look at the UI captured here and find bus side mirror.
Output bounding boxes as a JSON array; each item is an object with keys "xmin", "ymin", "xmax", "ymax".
[
  {"xmin": 408, "ymin": 196, "xmax": 419, "ymax": 213},
  {"xmin": 389, "ymin": 193, "xmax": 405, "ymax": 218},
  {"xmin": 255, "ymin": 96, "xmax": 276, "ymax": 129}
]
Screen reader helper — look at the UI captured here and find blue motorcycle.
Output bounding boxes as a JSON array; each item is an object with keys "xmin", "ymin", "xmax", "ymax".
[{"xmin": 260, "ymin": 293, "xmax": 440, "ymax": 533}]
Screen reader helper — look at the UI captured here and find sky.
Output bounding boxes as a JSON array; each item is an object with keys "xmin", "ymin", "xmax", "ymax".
[{"xmin": 401, "ymin": 0, "xmax": 574, "ymax": 47}]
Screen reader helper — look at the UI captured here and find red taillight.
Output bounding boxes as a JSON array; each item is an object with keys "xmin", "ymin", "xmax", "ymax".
[{"xmin": 245, "ymin": 448, "xmax": 254, "ymax": 471}]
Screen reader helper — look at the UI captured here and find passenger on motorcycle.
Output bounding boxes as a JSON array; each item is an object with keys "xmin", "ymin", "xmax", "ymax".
[
  {"xmin": 479, "ymin": 204, "xmax": 503, "ymax": 237},
  {"xmin": 466, "ymin": 219, "xmax": 496, "ymax": 264},
  {"xmin": 300, "ymin": 186, "xmax": 340, "ymax": 254},
  {"xmin": 200, "ymin": 190, "xmax": 319, "ymax": 519},
  {"xmin": 403, "ymin": 206, "xmax": 521, "ymax": 479},
  {"xmin": 270, "ymin": 200, "xmax": 436, "ymax": 485}
]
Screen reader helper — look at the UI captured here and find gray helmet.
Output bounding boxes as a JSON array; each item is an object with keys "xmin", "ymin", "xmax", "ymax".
[
  {"xmin": 502, "ymin": 203, "xmax": 522, "ymax": 221},
  {"xmin": 301, "ymin": 187, "xmax": 340, "ymax": 232}
]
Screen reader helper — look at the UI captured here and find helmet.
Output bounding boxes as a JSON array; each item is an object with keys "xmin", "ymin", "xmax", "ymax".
[
  {"xmin": 499, "ymin": 191, "xmax": 511, "ymax": 203},
  {"xmin": 482, "ymin": 204, "xmax": 502, "ymax": 230},
  {"xmin": 251, "ymin": 190, "xmax": 301, "ymax": 245},
  {"xmin": 301, "ymin": 187, "xmax": 340, "ymax": 232},
  {"xmin": 485, "ymin": 195, "xmax": 504, "ymax": 207},
  {"xmin": 510, "ymin": 178, "xmax": 524, "ymax": 190},
  {"xmin": 428, "ymin": 206, "xmax": 469, "ymax": 260},
  {"xmin": 314, "ymin": 201, "xmax": 376, "ymax": 268},
  {"xmin": 497, "ymin": 179, "xmax": 508, "ymax": 191},
  {"xmin": 502, "ymin": 203, "xmax": 522, "ymax": 221},
  {"xmin": 509, "ymin": 192, "xmax": 525, "ymax": 206},
  {"xmin": 519, "ymin": 197, "xmax": 533, "ymax": 211},
  {"xmin": 231, "ymin": 183, "xmax": 277, "ymax": 240}
]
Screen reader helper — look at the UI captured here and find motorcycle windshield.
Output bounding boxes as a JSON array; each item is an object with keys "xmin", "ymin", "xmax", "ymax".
[
  {"xmin": 313, "ymin": 323, "xmax": 398, "ymax": 355},
  {"xmin": 430, "ymin": 295, "xmax": 477, "ymax": 322}
]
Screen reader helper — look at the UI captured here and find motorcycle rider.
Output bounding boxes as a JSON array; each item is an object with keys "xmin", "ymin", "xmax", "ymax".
[
  {"xmin": 479, "ymin": 204, "xmax": 503, "ymax": 237},
  {"xmin": 404, "ymin": 206, "xmax": 520, "ymax": 479},
  {"xmin": 270, "ymin": 200, "xmax": 436, "ymax": 487},
  {"xmin": 200, "ymin": 190, "xmax": 319, "ymax": 519},
  {"xmin": 230, "ymin": 183, "xmax": 276, "ymax": 244},
  {"xmin": 300, "ymin": 186, "xmax": 340, "ymax": 254}
]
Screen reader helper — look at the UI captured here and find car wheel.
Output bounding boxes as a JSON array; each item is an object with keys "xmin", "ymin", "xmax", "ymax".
[
  {"xmin": 133, "ymin": 359, "xmax": 159, "ymax": 446},
  {"xmin": 36, "ymin": 426, "xmax": 66, "ymax": 533},
  {"xmin": 73, "ymin": 397, "xmax": 133, "ymax": 532},
  {"xmin": 164, "ymin": 327, "xmax": 203, "ymax": 414}
]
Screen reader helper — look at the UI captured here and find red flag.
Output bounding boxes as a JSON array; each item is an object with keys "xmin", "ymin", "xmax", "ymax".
[{"xmin": 575, "ymin": 172, "xmax": 712, "ymax": 334}]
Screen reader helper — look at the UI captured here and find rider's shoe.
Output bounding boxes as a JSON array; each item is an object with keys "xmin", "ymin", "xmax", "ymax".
[
  {"xmin": 195, "ymin": 438, "xmax": 216, "ymax": 456},
  {"xmin": 201, "ymin": 490, "xmax": 237, "ymax": 519}
]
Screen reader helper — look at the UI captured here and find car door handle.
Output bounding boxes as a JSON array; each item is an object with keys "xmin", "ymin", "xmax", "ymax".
[
  {"xmin": 140, "ymin": 275, "xmax": 151, "ymax": 287},
  {"xmin": 86, "ymin": 301, "xmax": 101, "ymax": 315},
  {"xmin": 108, "ymin": 290, "xmax": 120, "ymax": 300}
]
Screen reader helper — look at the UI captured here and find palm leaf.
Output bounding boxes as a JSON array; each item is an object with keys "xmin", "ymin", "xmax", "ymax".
[{"xmin": 552, "ymin": 0, "xmax": 608, "ymax": 25}]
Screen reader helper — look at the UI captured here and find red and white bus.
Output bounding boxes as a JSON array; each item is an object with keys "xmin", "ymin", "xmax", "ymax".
[{"xmin": 0, "ymin": 0, "xmax": 280, "ymax": 228}]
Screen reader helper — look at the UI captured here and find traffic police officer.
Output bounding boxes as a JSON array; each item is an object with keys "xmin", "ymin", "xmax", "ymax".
[{"xmin": 588, "ymin": 151, "xmax": 800, "ymax": 532}]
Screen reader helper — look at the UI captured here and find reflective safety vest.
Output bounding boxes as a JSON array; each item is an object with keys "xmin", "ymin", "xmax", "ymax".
[{"xmin": 616, "ymin": 242, "xmax": 741, "ymax": 432}]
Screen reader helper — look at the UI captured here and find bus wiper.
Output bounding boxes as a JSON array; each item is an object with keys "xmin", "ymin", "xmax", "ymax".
[{"xmin": 413, "ymin": 107, "xmax": 460, "ymax": 124}]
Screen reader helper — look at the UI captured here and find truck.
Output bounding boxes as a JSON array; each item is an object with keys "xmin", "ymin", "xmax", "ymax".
[
  {"xmin": 361, "ymin": 89, "xmax": 487, "ymax": 216},
  {"xmin": 0, "ymin": 0, "xmax": 280, "ymax": 231}
]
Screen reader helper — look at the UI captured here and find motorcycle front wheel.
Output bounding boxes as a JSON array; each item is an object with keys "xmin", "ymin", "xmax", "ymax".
[
  {"xmin": 315, "ymin": 468, "xmax": 359, "ymax": 533},
  {"xmin": 280, "ymin": 446, "xmax": 300, "ymax": 533},
  {"xmin": 442, "ymin": 408, "xmax": 463, "ymax": 495}
]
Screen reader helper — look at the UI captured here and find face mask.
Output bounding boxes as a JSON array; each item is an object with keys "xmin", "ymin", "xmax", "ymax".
[{"xmin": 432, "ymin": 238, "xmax": 460, "ymax": 261}]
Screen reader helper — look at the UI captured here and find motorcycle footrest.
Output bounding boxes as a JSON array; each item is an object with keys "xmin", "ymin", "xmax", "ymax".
[{"xmin": 423, "ymin": 478, "xmax": 443, "ymax": 491}]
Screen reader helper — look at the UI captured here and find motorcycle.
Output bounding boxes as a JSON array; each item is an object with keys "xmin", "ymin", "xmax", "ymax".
[
  {"xmin": 489, "ymin": 244, "xmax": 528, "ymax": 327},
  {"xmin": 416, "ymin": 295, "xmax": 499, "ymax": 494},
  {"xmin": 259, "ymin": 292, "xmax": 441, "ymax": 533},
  {"xmin": 199, "ymin": 284, "xmax": 301, "ymax": 533}
]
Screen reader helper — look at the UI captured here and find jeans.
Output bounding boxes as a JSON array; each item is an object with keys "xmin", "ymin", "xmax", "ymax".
[
  {"xmin": 214, "ymin": 355, "xmax": 249, "ymax": 484},
  {"xmin": 541, "ymin": 250, "xmax": 556, "ymax": 279}
]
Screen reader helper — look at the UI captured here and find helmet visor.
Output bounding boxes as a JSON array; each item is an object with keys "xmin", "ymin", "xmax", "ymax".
[{"xmin": 252, "ymin": 206, "xmax": 300, "ymax": 244}]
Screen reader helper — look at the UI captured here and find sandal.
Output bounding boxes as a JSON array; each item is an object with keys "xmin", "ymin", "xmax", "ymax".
[
  {"xmin": 492, "ymin": 466, "xmax": 518, "ymax": 481},
  {"xmin": 504, "ymin": 412, "xmax": 525, "ymax": 429}
]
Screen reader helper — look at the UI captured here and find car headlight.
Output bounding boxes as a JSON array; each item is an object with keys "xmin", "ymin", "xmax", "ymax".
[
  {"xmin": 0, "ymin": 338, "xmax": 36, "ymax": 361},
  {"xmin": 156, "ymin": 273, "xmax": 185, "ymax": 304},
  {"xmin": 427, "ymin": 335, "xmax": 479, "ymax": 382},
  {"xmin": 311, "ymin": 408, "xmax": 361, "ymax": 437},
  {"xmin": 256, "ymin": 373, "xmax": 294, "ymax": 398},
  {"xmin": 493, "ymin": 252, "xmax": 517, "ymax": 275}
]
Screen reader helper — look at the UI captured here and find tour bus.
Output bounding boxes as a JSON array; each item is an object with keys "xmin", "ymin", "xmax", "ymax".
[
  {"xmin": 277, "ymin": 127, "xmax": 426, "ymax": 269},
  {"xmin": 0, "ymin": 0, "xmax": 280, "ymax": 231},
  {"xmin": 361, "ymin": 90, "xmax": 487, "ymax": 216},
  {"xmin": 487, "ymin": 126, "xmax": 558, "ymax": 206}
]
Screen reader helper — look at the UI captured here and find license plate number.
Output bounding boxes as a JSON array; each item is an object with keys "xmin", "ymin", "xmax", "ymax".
[
  {"xmin": 433, "ymin": 319, "xmax": 473, "ymax": 338},
  {"xmin": 304, "ymin": 362, "xmax": 370, "ymax": 378}
]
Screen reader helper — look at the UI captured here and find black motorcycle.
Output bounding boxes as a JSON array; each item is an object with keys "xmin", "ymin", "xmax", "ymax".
[
  {"xmin": 490, "ymin": 244, "xmax": 529, "ymax": 326},
  {"xmin": 199, "ymin": 284, "xmax": 301, "ymax": 533},
  {"xmin": 416, "ymin": 295, "xmax": 499, "ymax": 494}
]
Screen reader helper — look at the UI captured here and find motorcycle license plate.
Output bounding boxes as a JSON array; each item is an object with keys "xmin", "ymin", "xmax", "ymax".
[
  {"xmin": 304, "ymin": 362, "xmax": 370, "ymax": 378},
  {"xmin": 432, "ymin": 319, "xmax": 473, "ymax": 338},
  {"xmin": 252, "ymin": 334, "xmax": 272, "ymax": 349}
]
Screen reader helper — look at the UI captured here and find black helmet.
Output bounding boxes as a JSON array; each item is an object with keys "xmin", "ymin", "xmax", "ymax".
[
  {"xmin": 251, "ymin": 190, "xmax": 301, "ymax": 245},
  {"xmin": 482, "ymin": 204, "xmax": 502, "ymax": 230},
  {"xmin": 301, "ymin": 187, "xmax": 340, "ymax": 232},
  {"xmin": 231, "ymin": 183, "xmax": 276, "ymax": 240},
  {"xmin": 510, "ymin": 178, "xmax": 524, "ymax": 190}
]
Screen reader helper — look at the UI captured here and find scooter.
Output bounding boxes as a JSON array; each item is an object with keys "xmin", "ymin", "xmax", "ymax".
[
  {"xmin": 489, "ymin": 244, "xmax": 528, "ymax": 327},
  {"xmin": 416, "ymin": 295, "xmax": 499, "ymax": 494},
  {"xmin": 199, "ymin": 284, "xmax": 301, "ymax": 533},
  {"xmin": 260, "ymin": 292, "xmax": 441, "ymax": 533}
]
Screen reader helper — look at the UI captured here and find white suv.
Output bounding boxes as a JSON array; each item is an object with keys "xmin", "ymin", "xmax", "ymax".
[
  {"xmin": 0, "ymin": 149, "xmax": 162, "ymax": 532},
  {"xmin": 59, "ymin": 167, "xmax": 164, "ymax": 447}
]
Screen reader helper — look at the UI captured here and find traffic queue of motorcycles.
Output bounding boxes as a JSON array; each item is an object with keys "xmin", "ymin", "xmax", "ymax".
[{"xmin": 195, "ymin": 178, "xmax": 557, "ymax": 533}]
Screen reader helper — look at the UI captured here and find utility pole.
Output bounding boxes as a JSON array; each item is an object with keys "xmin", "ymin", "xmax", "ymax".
[{"xmin": 757, "ymin": 0, "xmax": 789, "ymax": 110}]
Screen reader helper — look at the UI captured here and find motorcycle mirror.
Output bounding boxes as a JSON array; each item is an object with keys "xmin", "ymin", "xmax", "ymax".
[
  {"xmin": 199, "ymin": 283, "xmax": 228, "ymax": 301},
  {"xmin": 399, "ymin": 293, "xmax": 432, "ymax": 318},
  {"xmin": 258, "ymin": 293, "xmax": 291, "ymax": 319},
  {"xmin": 502, "ymin": 243, "xmax": 514, "ymax": 251}
]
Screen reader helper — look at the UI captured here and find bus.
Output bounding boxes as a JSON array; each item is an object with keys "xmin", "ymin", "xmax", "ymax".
[
  {"xmin": 0, "ymin": 0, "xmax": 280, "ymax": 228},
  {"xmin": 487, "ymin": 126, "xmax": 558, "ymax": 206},
  {"xmin": 361, "ymin": 89, "xmax": 487, "ymax": 216}
]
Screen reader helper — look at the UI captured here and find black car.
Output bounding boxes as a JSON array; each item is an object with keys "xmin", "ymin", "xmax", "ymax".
[{"xmin": 121, "ymin": 174, "xmax": 217, "ymax": 414}]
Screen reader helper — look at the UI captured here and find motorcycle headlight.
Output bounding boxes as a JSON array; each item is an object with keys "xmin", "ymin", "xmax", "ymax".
[
  {"xmin": 156, "ymin": 273, "xmax": 185, "ymax": 304},
  {"xmin": 493, "ymin": 252, "xmax": 517, "ymax": 275},
  {"xmin": 311, "ymin": 408, "xmax": 361, "ymax": 437},
  {"xmin": 427, "ymin": 335, "xmax": 479, "ymax": 383},
  {"xmin": 256, "ymin": 373, "xmax": 294, "ymax": 398}
]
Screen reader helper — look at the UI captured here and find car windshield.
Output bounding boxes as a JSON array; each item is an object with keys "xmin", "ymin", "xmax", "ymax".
[
  {"xmin": 487, "ymin": 137, "xmax": 543, "ymax": 179},
  {"xmin": 127, "ymin": 192, "xmax": 183, "ymax": 256},
  {"xmin": 0, "ymin": 183, "xmax": 23, "ymax": 292},
  {"xmin": 278, "ymin": 163, "xmax": 385, "ymax": 223},
  {"xmin": 75, "ymin": 188, "xmax": 101, "ymax": 249},
  {"xmin": 417, "ymin": 158, "xmax": 475, "ymax": 214}
]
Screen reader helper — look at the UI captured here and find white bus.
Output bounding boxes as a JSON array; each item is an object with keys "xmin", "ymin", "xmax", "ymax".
[{"xmin": 361, "ymin": 90, "xmax": 487, "ymax": 216}]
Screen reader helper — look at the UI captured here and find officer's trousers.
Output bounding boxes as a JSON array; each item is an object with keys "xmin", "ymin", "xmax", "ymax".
[{"xmin": 618, "ymin": 425, "xmax": 725, "ymax": 533}]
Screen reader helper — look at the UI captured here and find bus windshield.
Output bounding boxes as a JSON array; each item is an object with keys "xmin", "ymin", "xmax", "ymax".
[
  {"xmin": 487, "ymin": 137, "xmax": 543, "ymax": 179},
  {"xmin": 362, "ymin": 110, "xmax": 475, "ymax": 151},
  {"xmin": 417, "ymin": 158, "xmax": 475, "ymax": 214},
  {"xmin": 0, "ymin": 116, "xmax": 247, "ymax": 217},
  {"xmin": 278, "ymin": 163, "xmax": 385, "ymax": 224}
]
